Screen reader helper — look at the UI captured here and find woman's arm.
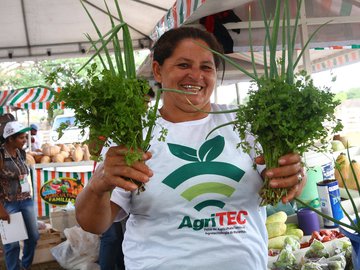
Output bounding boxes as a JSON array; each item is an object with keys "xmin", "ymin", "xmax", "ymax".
[{"xmin": 75, "ymin": 145, "xmax": 153, "ymax": 234}]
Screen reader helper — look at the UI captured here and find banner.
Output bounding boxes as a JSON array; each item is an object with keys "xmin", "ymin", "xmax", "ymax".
[{"xmin": 32, "ymin": 168, "xmax": 92, "ymax": 217}]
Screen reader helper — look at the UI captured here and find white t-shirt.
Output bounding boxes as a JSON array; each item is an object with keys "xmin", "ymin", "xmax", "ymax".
[
  {"xmin": 31, "ymin": 133, "xmax": 43, "ymax": 151},
  {"xmin": 109, "ymin": 104, "xmax": 268, "ymax": 270}
]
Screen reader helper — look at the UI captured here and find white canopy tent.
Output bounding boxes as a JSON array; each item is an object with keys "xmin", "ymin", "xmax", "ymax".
[
  {"xmin": 1, "ymin": 0, "xmax": 359, "ymax": 80},
  {"xmin": 0, "ymin": 0, "xmax": 175, "ymax": 62}
]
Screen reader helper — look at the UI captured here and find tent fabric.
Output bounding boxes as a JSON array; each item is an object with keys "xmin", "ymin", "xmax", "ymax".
[
  {"xmin": 0, "ymin": 0, "xmax": 176, "ymax": 63},
  {"xmin": 0, "ymin": 89, "xmax": 18, "ymax": 114},
  {"xmin": 6, "ymin": 87, "xmax": 65, "ymax": 110},
  {"xmin": 137, "ymin": 0, "xmax": 360, "ymax": 81}
]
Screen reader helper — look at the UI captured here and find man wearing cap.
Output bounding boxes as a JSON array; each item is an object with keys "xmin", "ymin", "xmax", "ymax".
[
  {"xmin": 30, "ymin": 124, "xmax": 42, "ymax": 152},
  {"xmin": 0, "ymin": 121, "xmax": 39, "ymax": 270}
]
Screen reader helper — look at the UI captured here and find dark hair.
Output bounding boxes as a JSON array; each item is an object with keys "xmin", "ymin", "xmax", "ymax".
[
  {"xmin": 152, "ymin": 27, "xmax": 224, "ymax": 69},
  {"xmin": 5, "ymin": 132, "xmax": 26, "ymax": 143}
]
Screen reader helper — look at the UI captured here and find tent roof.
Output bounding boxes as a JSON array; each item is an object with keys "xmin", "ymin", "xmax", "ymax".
[
  {"xmin": 0, "ymin": 86, "xmax": 64, "ymax": 112},
  {"xmin": 137, "ymin": 0, "xmax": 360, "ymax": 82},
  {"xmin": 0, "ymin": 0, "xmax": 175, "ymax": 62},
  {"xmin": 1, "ymin": 0, "xmax": 360, "ymax": 82}
]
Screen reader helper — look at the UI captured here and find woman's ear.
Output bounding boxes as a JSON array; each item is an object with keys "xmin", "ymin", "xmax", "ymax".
[{"xmin": 152, "ymin": 61, "xmax": 162, "ymax": 83}]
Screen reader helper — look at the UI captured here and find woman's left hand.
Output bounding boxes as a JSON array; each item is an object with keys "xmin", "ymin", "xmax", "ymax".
[{"xmin": 256, "ymin": 153, "xmax": 306, "ymax": 204}]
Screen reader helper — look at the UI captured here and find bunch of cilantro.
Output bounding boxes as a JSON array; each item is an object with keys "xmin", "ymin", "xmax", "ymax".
[
  {"xmin": 47, "ymin": 0, "xmax": 164, "ymax": 193},
  {"xmin": 205, "ymin": 0, "xmax": 343, "ymax": 206},
  {"xmin": 50, "ymin": 63, "xmax": 156, "ymax": 165},
  {"xmin": 234, "ymin": 73, "xmax": 342, "ymax": 206}
]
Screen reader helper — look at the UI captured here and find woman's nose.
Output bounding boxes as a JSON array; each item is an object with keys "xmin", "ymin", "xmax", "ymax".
[{"xmin": 188, "ymin": 67, "xmax": 204, "ymax": 80}]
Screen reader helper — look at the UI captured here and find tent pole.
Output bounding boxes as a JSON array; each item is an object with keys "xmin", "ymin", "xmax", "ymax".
[
  {"xmin": 27, "ymin": 109, "xmax": 31, "ymax": 151},
  {"xmin": 235, "ymin": 83, "xmax": 240, "ymax": 105},
  {"xmin": 299, "ymin": 1, "xmax": 312, "ymax": 74}
]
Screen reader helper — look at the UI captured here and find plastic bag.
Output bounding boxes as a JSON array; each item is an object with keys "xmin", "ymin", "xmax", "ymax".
[{"xmin": 51, "ymin": 226, "xmax": 100, "ymax": 269}]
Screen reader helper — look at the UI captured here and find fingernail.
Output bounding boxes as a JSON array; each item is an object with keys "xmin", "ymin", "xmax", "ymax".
[
  {"xmin": 270, "ymin": 181, "xmax": 277, "ymax": 188},
  {"xmin": 266, "ymin": 171, "xmax": 273, "ymax": 177},
  {"xmin": 278, "ymin": 159, "xmax": 286, "ymax": 165}
]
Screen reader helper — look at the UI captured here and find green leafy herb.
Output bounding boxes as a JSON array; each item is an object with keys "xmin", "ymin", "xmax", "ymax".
[
  {"xmin": 236, "ymin": 74, "xmax": 342, "ymax": 206},
  {"xmin": 205, "ymin": 0, "xmax": 342, "ymax": 205},
  {"xmin": 46, "ymin": 0, "xmax": 164, "ymax": 194}
]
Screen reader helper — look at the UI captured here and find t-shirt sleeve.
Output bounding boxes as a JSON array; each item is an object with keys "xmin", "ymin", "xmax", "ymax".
[{"xmin": 111, "ymin": 187, "xmax": 131, "ymax": 221}]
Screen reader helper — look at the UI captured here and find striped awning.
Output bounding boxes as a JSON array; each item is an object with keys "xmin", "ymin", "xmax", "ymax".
[
  {"xmin": 0, "ymin": 89, "xmax": 18, "ymax": 115},
  {"xmin": 6, "ymin": 86, "xmax": 65, "ymax": 110}
]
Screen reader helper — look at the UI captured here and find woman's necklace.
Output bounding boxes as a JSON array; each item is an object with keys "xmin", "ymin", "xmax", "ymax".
[{"xmin": 4, "ymin": 148, "xmax": 23, "ymax": 175}]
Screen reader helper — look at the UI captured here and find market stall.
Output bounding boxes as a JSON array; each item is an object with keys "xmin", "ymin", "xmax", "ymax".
[
  {"xmin": 31, "ymin": 161, "xmax": 94, "ymax": 217},
  {"xmin": 1, "ymin": 86, "xmax": 92, "ymax": 218}
]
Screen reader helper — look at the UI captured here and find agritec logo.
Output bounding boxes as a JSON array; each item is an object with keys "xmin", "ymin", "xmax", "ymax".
[{"xmin": 162, "ymin": 135, "xmax": 248, "ymax": 233}]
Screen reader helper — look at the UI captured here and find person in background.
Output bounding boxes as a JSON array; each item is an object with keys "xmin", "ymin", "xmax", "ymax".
[
  {"xmin": 98, "ymin": 215, "xmax": 126, "ymax": 270},
  {"xmin": 30, "ymin": 124, "xmax": 42, "ymax": 151},
  {"xmin": 0, "ymin": 121, "xmax": 39, "ymax": 270},
  {"xmin": 75, "ymin": 27, "xmax": 305, "ymax": 269}
]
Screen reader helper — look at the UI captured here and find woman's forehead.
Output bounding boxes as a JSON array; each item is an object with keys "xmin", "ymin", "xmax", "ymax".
[{"xmin": 171, "ymin": 39, "xmax": 214, "ymax": 60}]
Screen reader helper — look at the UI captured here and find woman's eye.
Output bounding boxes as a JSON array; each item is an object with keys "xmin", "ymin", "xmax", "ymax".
[
  {"xmin": 202, "ymin": 65, "xmax": 214, "ymax": 71},
  {"xmin": 177, "ymin": 63, "xmax": 189, "ymax": 68}
]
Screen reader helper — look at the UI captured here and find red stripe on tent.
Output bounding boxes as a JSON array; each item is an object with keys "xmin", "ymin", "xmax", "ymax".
[
  {"xmin": 16, "ymin": 88, "xmax": 35, "ymax": 107},
  {"xmin": 0, "ymin": 91, "xmax": 9, "ymax": 105},
  {"xmin": 36, "ymin": 169, "xmax": 42, "ymax": 216},
  {"xmin": 39, "ymin": 88, "xmax": 49, "ymax": 102},
  {"xmin": 51, "ymin": 171, "xmax": 56, "ymax": 179},
  {"xmin": 323, "ymin": 0, "xmax": 332, "ymax": 11},
  {"xmin": 172, "ymin": 4, "xmax": 178, "ymax": 28},
  {"xmin": 186, "ymin": 0, "xmax": 191, "ymax": 18},
  {"xmin": 80, "ymin": 172, "xmax": 85, "ymax": 184}
]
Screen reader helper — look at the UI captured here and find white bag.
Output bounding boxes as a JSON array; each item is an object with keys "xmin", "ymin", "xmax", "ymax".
[{"xmin": 51, "ymin": 226, "xmax": 100, "ymax": 270}]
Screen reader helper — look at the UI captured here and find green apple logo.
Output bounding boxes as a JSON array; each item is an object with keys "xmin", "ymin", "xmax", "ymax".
[{"xmin": 162, "ymin": 135, "xmax": 245, "ymax": 211}]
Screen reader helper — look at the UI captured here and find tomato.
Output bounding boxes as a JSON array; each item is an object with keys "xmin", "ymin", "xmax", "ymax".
[{"xmin": 300, "ymin": 242, "xmax": 310, "ymax": 249}]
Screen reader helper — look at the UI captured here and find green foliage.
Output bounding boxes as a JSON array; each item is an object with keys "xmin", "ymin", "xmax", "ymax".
[
  {"xmin": 207, "ymin": 0, "xmax": 342, "ymax": 206},
  {"xmin": 46, "ymin": 0, "xmax": 163, "ymax": 193},
  {"xmin": 347, "ymin": 88, "xmax": 360, "ymax": 99},
  {"xmin": 49, "ymin": 64, "xmax": 153, "ymax": 163},
  {"xmin": 235, "ymin": 74, "xmax": 343, "ymax": 205}
]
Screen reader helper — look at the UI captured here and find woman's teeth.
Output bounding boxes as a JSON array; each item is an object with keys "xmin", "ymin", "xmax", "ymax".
[{"xmin": 182, "ymin": 85, "xmax": 202, "ymax": 93}]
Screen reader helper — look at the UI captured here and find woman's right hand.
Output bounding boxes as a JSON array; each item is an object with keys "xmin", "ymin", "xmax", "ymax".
[
  {"xmin": 0, "ymin": 205, "xmax": 10, "ymax": 223},
  {"xmin": 89, "ymin": 145, "xmax": 153, "ymax": 195}
]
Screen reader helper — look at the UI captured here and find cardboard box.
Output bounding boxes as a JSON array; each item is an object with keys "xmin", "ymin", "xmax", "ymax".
[
  {"xmin": 50, "ymin": 209, "xmax": 78, "ymax": 232},
  {"xmin": 20, "ymin": 229, "xmax": 63, "ymax": 264},
  {"xmin": 31, "ymin": 242, "xmax": 59, "ymax": 264}
]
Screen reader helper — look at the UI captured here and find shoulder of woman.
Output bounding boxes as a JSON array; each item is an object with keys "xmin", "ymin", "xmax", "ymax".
[{"xmin": 211, "ymin": 103, "xmax": 237, "ymax": 112}]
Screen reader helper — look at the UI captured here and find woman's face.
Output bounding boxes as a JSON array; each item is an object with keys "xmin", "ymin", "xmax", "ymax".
[
  {"xmin": 153, "ymin": 38, "xmax": 217, "ymax": 121},
  {"xmin": 10, "ymin": 133, "xmax": 28, "ymax": 149}
]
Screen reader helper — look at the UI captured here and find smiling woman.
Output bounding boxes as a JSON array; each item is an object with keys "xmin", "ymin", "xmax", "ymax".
[{"xmin": 75, "ymin": 26, "xmax": 306, "ymax": 270}]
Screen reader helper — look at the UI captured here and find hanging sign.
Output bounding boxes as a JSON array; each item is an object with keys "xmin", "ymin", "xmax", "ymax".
[{"xmin": 40, "ymin": 177, "xmax": 84, "ymax": 206}]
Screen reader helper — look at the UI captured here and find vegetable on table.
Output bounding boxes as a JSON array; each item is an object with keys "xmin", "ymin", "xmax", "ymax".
[{"xmin": 266, "ymin": 211, "xmax": 287, "ymax": 224}]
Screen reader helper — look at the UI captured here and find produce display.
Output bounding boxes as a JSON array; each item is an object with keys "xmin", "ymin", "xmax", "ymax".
[
  {"xmin": 26, "ymin": 143, "xmax": 91, "ymax": 164},
  {"xmin": 267, "ymin": 210, "xmax": 351, "ymax": 270},
  {"xmin": 335, "ymin": 152, "xmax": 360, "ymax": 190},
  {"xmin": 270, "ymin": 238, "xmax": 351, "ymax": 270},
  {"xmin": 266, "ymin": 211, "xmax": 304, "ymax": 250}
]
